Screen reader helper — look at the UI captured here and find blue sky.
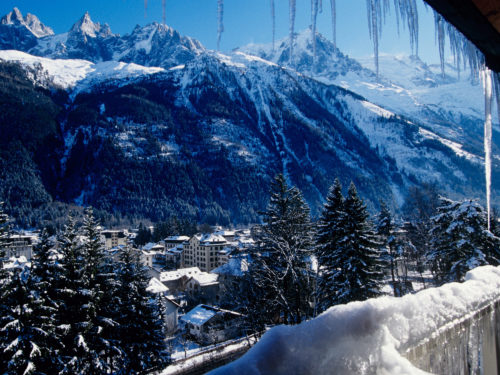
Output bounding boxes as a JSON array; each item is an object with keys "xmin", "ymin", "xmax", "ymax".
[{"xmin": 0, "ymin": 0, "xmax": 443, "ymax": 63}]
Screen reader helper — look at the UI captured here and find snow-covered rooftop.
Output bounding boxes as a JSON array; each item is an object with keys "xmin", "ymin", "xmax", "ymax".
[
  {"xmin": 160, "ymin": 267, "xmax": 202, "ymax": 282},
  {"xmin": 147, "ymin": 277, "xmax": 169, "ymax": 294},
  {"xmin": 166, "ymin": 245, "xmax": 183, "ymax": 254},
  {"xmin": 165, "ymin": 235, "xmax": 190, "ymax": 242},
  {"xmin": 198, "ymin": 233, "xmax": 227, "ymax": 244},
  {"xmin": 181, "ymin": 304, "xmax": 218, "ymax": 326},
  {"xmin": 214, "ymin": 230, "xmax": 236, "ymax": 237},
  {"xmin": 142, "ymin": 242, "xmax": 156, "ymax": 251},
  {"xmin": 190, "ymin": 273, "xmax": 219, "ymax": 286}
]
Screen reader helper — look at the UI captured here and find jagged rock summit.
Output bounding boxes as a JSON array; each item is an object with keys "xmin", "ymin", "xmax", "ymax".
[
  {"xmin": 0, "ymin": 8, "xmax": 204, "ymax": 66},
  {"xmin": 0, "ymin": 7, "xmax": 53, "ymax": 50},
  {"xmin": 70, "ymin": 11, "xmax": 113, "ymax": 39},
  {"xmin": 1, "ymin": 7, "xmax": 53, "ymax": 38}
]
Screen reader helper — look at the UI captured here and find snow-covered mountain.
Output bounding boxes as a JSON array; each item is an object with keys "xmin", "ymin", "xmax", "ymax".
[
  {"xmin": 0, "ymin": 9, "xmax": 497, "ymax": 225},
  {"xmin": 0, "ymin": 7, "xmax": 53, "ymax": 51},
  {"xmin": 1, "ymin": 8, "xmax": 204, "ymax": 66},
  {"xmin": 239, "ymin": 29, "xmax": 490, "ymax": 156}
]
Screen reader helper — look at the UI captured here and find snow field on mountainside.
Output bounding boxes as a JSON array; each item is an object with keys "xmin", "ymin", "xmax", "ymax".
[{"xmin": 0, "ymin": 50, "xmax": 164, "ymax": 91}]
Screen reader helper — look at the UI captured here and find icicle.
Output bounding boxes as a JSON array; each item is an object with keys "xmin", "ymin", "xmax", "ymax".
[
  {"xmin": 393, "ymin": 0, "xmax": 418, "ymax": 56},
  {"xmin": 434, "ymin": 11, "xmax": 445, "ymax": 78},
  {"xmin": 366, "ymin": 0, "xmax": 380, "ymax": 79},
  {"xmin": 270, "ymin": 0, "xmax": 276, "ymax": 52},
  {"xmin": 289, "ymin": 0, "xmax": 296, "ymax": 66},
  {"xmin": 330, "ymin": 0, "xmax": 336, "ymax": 47},
  {"xmin": 407, "ymin": 0, "xmax": 418, "ymax": 56},
  {"xmin": 319, "ymin": 0, "xmax": 323, "ymax": 13},
  {"xmin": 312, "ymin": 0, "xmax": 319, "ymax": 65},
  {"xmin": 311, "ymin": 0, "xmax": 314, "ymax": 25},
  {"xmin": 393, "ymin": 0, "xmax": 401, "ymax": 34},
  {"xmin": 483, "ymin": 68, "xmax": 493, "ymax": 230},
  {"xmin": 217, "ymin": 0, "xmax": 224, "ymax": 51},
  {"xmin": 494, "ymin": 72, "xmax": 500, "ymax": 126},
  {"xmin": 144, "ymin": 0, "xmax": 148, "ymax": 18}
]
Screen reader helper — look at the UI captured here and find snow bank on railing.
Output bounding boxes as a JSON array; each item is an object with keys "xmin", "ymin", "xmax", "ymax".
[{"xmin": 210, "ymin": 265, "xmax": 500, "ymax": 375}]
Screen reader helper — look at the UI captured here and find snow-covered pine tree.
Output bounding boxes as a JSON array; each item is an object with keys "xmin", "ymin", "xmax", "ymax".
[
  {"xmin": 28, "ymin": 229, "xmax": 61, "ymax": 373},
  {"xmin": 251, "ymin": 174, "xmax": 314, "ymax": 325},
  {"xmin": 0, "ymin": 203, "xmax": 12, "ymax": 372},
  {"xmin": 428, "ymin": 198, "xmax": 500, "ymax": 284},
  {"xmin": 81, "ymin": 207, "xmax": 120, "ymax": 374},
  {"xmin": 0, "ymin": 264, "xmax": 55, "ymax": 375},
  {"xmin": 376, "ymin": 201, "xmax": 400, "ymax": 295},
  {"xmin": 315, "ymin": 178, "xmax": 346, "ymax": 313},
  {"xmin": 1, "ymin": 229, "xmax": 59, "ymax": 375},
  {"xmin": 114, "ymin": 246, "xmax": 169, "ymax": 374},
  {"xmin": 55, "ymin": 217, "xmax": 95, "ymax": 374},
  {"xmin": 333, "ymin": 182, "xmax": 385, "ymax": 304}
]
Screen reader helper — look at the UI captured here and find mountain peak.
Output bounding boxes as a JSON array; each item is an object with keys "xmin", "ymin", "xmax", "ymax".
[
  {"xmin": 1, "ymin": 7, "xmax": 24, "ymax": 24},
  {"xmin": 0, "ymin": 7, "xmax": 53, "ymax": 37},
  {"xmin": 70, "ymin": 11, "xmax": 101, "ymax": 38}
]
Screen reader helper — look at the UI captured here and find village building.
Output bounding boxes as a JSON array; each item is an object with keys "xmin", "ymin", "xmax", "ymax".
[
  {"xmin": 164, "ymin": 235, "xmax": 190, "ymax": 249},
  {"xmin": 185, "ymin": 272, "xmax": 220, "ymax": 304},
  {"xmin": 2, "ymin": 235, "xmax": 34, "ymax": 260},
  {"xmin": 214, "ymin": 230, "xmax": 236, "ymax": 242},
  {"xmin": 165, "ymin": 244, "xmax": 184, "ymax": 269},
  {"xmin": 147, "ymin": 277, "xmax": 181, "ymax": 334},
  {"xmin": 180, "ymin": 304, "xmax": 244, "ymax": 344},
  {"xmin": 182, "ymin": 234, "xmax": 228, "ymax": 272},
  {"xmin": 212, "ymin": 256, "xmax": 249, "ymax": 297},
  {"xmin": 141, "ymin": 250, "xmax": 155, "ymax": 268},
  {"xmin": 159, "ymin": 267, "xmax": 206, "ymax": 294},
  {"xmin": 101, "ymin": 230, "xmax": 128, "ymax": 250}
]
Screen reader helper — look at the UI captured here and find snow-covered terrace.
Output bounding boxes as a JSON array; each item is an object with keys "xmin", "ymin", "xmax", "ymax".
[{"xmin": 209, "ymin": 265, "xmax": 500, "ymax": 375}]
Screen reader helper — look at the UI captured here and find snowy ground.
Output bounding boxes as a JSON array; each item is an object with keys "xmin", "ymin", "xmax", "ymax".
[{"xmin": 161, "ymin": 335, "xmax": 258, "ymax": 375}]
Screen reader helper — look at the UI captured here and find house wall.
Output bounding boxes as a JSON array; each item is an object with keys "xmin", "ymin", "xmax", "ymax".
[
  {"xmin": 183, "ymin": 236, "xmax": 228, "ymax": 272},
  {"xmin": 3, "ymin": 236, "xmax": 33, "ymax": 260}
]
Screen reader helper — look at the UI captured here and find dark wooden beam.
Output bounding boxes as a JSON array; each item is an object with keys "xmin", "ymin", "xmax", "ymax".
[{"xmin": 423, "ymin": 0, "xmax": 500, "ymax": 72}]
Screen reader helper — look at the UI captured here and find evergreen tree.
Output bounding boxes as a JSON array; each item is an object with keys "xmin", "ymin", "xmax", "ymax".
[
  {"xmin": 315, "ymin": 179, "xmax": 347, "ymax": 312},
  {"xmin": 81, "ymin": 207, "xmax": 120, "ymax": 374},
  {"xmin": 428, "ymin": 198, "xmax": 499, "ymax": 284},
  {"xmin": 134, "ymin": 223, "xmax": 152, "ymax": 247},
  {"xmin": 376, "ymin": 202, "xmax": 400, "ymax": 295},
  {"xmin": 28, "ymin": 229, "xmax": 61, "ymax": 373},
  {"xmin": 55, "ymin": 217, "xmax": 96, "ymax": 374},
  {"xmin": 0, "ymin": 265, "xmax": 55, "ymax": 375},
  {"xmin": 402, "ymin": 183, "xmax": 440, "ymax": 275},
  {"xmin": 250, "ymin": 174, "xmax": 314, "ymax": 325},
  {"xmin": 114, "ymin": 246, "xmax": 169, "ymax": 374},
  {"xmin": 0, "ymin": 203, "xmax": 12, "ymax": 371},
  {"xmin": 326, "ymin": 182, "xmax": 384, "ymax": 305}
]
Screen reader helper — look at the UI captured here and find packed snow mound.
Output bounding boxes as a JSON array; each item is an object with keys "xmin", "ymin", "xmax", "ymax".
[
  {"xmin": 210, "ymin": 265, "xmax": 500, "ymax": 375},
  {"xmin": 0, "ymin": 50, "xmax": 164, "ymax": 90}
]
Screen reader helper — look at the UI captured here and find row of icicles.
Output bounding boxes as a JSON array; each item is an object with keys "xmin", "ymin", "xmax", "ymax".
[{"xmin": 146, "ymin": 0, "xmax": 499, "ymax": 230}]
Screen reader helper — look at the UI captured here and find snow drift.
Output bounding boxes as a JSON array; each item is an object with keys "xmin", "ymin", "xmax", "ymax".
[{"xmin": 210, "ymin": 265, "xmax": 500, "ymax": 375}]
